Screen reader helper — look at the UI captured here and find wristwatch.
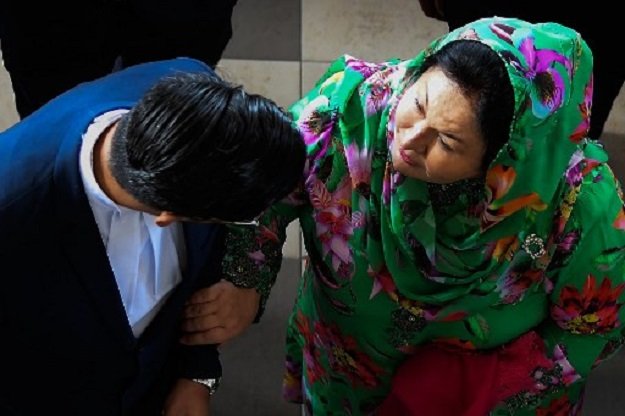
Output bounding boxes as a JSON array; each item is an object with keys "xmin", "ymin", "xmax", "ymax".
[{"xmin": 191, "ymin": 377, "xmax": 221, "ymax": 395}]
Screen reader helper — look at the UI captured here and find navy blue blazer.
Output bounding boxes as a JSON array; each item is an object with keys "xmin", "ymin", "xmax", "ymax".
[{"xmin": 0, "ymin": 58, "xmax": 224, "ymax": 415}]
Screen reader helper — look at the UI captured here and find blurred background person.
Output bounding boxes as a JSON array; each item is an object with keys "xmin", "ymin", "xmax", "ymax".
[{"xmin": 0, "ymin": 0, "xmax": 238, "ymax": 118}]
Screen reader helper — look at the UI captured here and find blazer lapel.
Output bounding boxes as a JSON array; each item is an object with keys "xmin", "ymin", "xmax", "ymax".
[
  {"xmin": 135, "ymin": 223, "xmax": 223, "ymax": 344},
  {"xmin": 54, "ymin": 131, "xmax": 135, "ymax": 349}
]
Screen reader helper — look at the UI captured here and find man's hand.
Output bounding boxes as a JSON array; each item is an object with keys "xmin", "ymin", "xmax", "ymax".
[
  {"xmin": 163, "ymin": 379, "xmax": 211, "ymax": 416},
  {"xmin": 180, "ymin": 280, "xmax": 260, "ymax": 345}
]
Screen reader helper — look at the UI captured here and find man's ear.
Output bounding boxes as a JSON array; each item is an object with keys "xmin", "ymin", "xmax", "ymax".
[{"xmin": 154, "ymin": 211, "xmax": 180, "ymax": 227}]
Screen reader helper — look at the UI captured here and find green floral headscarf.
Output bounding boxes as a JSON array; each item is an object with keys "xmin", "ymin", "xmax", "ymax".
[{"xmin": 297, "ymin": 17, "xmax": 599, "ymax": 306}]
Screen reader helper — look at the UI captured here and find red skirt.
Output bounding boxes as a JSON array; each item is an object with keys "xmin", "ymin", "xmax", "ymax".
[{"xmin": 377, "ymin": 331, "xmax": 550, "ymax": 416}]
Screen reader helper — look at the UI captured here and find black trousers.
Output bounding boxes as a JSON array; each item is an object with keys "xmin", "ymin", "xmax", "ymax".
[
  {"xmin": 441, "ymin": 0, "xmax": 623, "ymax": 140},
  {"xmin": 0, "ymin": 0, "xmax": 237, "ymax": 118}
]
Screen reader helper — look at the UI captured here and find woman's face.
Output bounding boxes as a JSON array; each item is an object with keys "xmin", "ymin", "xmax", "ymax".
[{"xmin": 392, "ymin": 67, "xmax": 486, "ymax": 184}]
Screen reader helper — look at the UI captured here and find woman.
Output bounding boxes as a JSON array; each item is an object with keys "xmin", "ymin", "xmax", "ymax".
[{"xmin": 220, "ymin": 18, "xmax": 625, "ymax": 414}]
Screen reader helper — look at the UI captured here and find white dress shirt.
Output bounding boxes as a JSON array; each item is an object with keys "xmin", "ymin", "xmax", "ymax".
[{"xmin": 79, "ymin": 110, "xmax": 186, "ymax": 337}]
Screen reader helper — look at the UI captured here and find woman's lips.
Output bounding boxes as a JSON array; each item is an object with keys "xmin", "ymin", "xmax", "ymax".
[{"xmin": 399, "ymin": 148, "xmax": 419, "ymax": 167}]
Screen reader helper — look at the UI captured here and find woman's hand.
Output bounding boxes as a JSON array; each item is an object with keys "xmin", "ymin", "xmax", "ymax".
[{"xmin": 180, "ymin": 280, "xmax": 260, "ymax": 345}]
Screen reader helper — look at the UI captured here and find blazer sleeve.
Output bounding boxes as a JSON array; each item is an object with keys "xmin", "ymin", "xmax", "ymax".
[
  {"xmin": 174, "ymin": 344, "xmax": 222, "ymax": 379},
  {"xmin": 174, "ymin": 225, "xmax": 226, "ymax": 379}
]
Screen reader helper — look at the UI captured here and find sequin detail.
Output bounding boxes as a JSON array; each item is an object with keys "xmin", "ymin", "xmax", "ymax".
[
  {"xmin": 427, "ymin": 178, "xmax": 485, "ymax": 207},
  {"xmin": 222, "ymin": 227, "xmax": 283, "ymax": 313},
  {"xmin": 522, "ymin": 233, "xmax": 546, "ymax": 260}
]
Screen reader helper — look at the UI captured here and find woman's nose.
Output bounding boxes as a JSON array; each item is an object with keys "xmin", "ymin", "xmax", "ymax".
[{"xmin": 404, "ymin": 122, "xmax": 430, "ymax": 153}]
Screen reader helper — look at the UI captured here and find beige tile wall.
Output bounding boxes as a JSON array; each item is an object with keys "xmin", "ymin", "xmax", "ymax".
[
  {"xmin": 0, "ymin": 51, "xmax": 19, "ymax": 132},
  {"xmin": 302, "ymin": 0, "xmax": 447, "ymax": 62},
  {"xmin": 217, "ymin": 59, "xmax": 301, "ymax": 110},
  {"xmin": 605, "ymin": 85, "xmax": 625, "ymax": 135}
]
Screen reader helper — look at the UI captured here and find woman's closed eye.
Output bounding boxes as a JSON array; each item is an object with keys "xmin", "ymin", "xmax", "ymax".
[
  {"xmin": 414, "ymin": 96, "xmax": 424, "ymax": 114},
  {"xmin": 437, "ymin": 135, "xmax": 453, "ymax": 151}
]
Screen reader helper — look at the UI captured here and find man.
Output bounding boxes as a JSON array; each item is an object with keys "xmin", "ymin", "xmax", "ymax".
[{"xmin": 0, "ymin": 57, "xmax": 305, "ymax": 415}]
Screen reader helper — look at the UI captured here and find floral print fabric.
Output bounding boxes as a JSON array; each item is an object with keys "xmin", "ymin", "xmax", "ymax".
[{"xmin": 223, "ymin": 18, "xmax": 625, "ymax": 415}]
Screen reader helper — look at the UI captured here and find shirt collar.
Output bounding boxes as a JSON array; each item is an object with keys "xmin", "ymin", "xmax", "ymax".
[{"xmin": 79, "ymin": 109, "xmax": 130, "ymax": 214}]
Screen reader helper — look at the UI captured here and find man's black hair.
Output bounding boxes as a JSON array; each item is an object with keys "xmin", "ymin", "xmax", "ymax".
[{"xmin": 110, "ymin": 72, "xmax": 305, "ymax": 221}]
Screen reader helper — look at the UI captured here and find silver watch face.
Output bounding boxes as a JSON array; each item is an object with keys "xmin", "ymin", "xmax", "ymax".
[{"xmin": 191, "ymin": 378, "xmax": 221, "ymax": 395}]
